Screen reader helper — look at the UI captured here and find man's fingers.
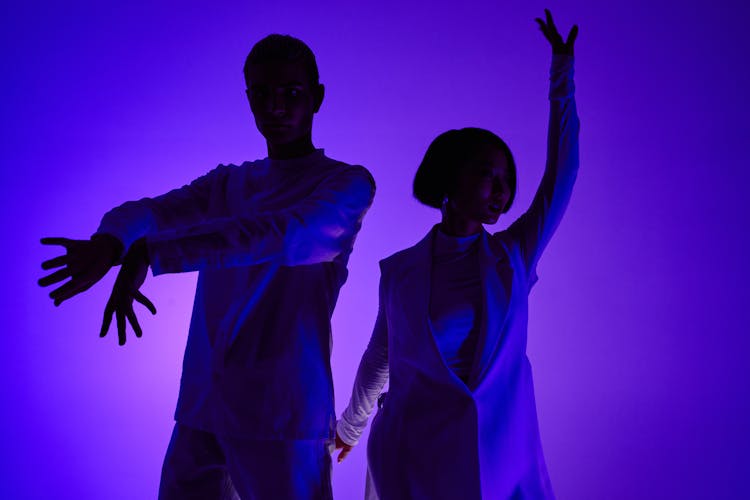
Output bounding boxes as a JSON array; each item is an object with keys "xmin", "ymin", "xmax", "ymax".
[
  {"xmin": 116, "ymin": 310, "xmax": 126, "ymax": 346},
  {"xmin": 100, "ymin": 303, "xmax": 114, "ymax": 337},
  {"xmin": 51, "ymin": 280, "xmax": 92, "ymax": 305},
  {"xmin": 49, "ymin": 278, "xmax": 90, "ymax": 306},
  {"xmin": 38, "ymin": 268, "xmax": 72, "ymax": 287},
  {"xmin": 125, "ymin": 307, "xmax": 143, "ymax": 338},
  {"xmin": 134, "ymin": 291, "xmax": 157, "ymax": 315},
  {"xmin": 41, "ymin": 237, "xmax": 73, "ymax": 248},
  {"xmin": 41, "ymin": 255, "xmax": 68, "ymax": 270}
]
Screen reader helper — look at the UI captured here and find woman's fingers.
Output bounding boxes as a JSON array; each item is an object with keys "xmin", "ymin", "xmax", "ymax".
[
  {"xmin": 537, "ymin": 9, "xmax": 577, "ymax": 55},
  {"xmin": 566, "ymin": 24, "xmax": 579, "ymax": 48},
  {"xmin": 334, "ymin": 432, "xmax": 352, "ymax": 463},
  {"xmin": 544, "ymin": 9, "xmax": 564, "ymax": 42},
  {"xmin": 544, "ymin": 8, "xmax": 557, "ymax": 33},
  {"xmin": 337, "ymin": 447, "xmax": 351, "ymax": 463},
  {"xmin": 535, "ymin": 18, "xmax": 550, "ymax": 41}
]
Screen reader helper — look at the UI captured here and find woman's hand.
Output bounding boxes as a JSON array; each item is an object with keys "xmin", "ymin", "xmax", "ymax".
[
  {"xmin": 100, "ymin": 238, "xmax": 156, "ymax": 346},
  {"xmin": 334, "ymin": 431, "xmax": 353, "ymax": 463},
  {"xmin": 535, "ymin": 9, "xmax": 578, "ymax": 56}
]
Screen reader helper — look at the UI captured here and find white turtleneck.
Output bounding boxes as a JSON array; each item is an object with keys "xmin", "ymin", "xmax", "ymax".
[{"xmin": 430, "ymin": 228, "xmax": 482, "ymax": 383}]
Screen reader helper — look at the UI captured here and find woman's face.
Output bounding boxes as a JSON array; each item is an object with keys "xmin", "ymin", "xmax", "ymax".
[{"xmin": 448, "ymin": 144, "xmax": 511, "ymax": 226}]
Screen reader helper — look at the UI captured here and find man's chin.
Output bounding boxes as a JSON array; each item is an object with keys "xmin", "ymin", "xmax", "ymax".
[{"xmin": 261, "ymin": 130, "xmax": 296, "ymax": 143}]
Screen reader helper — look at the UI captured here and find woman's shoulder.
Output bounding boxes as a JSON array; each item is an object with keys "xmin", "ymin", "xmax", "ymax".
[
  {"xmin": 487, "ymin": 227, "xmax": 520, "ymax": 253},
  {"xmin": 378, "ymin": 228, "xmax": 434, "ymax": 274},
  {"xmin": 379, "ymin": 246, "xmax": 416, "ymax": 273}
]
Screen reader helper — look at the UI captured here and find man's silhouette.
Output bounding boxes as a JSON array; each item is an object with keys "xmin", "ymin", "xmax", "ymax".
[{"xmin": 39, "ymin": 34, "xmax": 375, "ymax": 499}]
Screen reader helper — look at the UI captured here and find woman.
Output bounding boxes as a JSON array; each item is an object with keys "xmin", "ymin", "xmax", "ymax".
[{"xmin": 336, "ymin": 10, "xmax": 579, "ymax": 499}]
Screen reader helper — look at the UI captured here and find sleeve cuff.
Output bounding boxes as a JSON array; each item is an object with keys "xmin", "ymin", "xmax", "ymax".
[
  {"xmin": 335, "ymin": 418, "xmax": 361, "ymax": 447},
  {"xmin": 90, "ymin": 232, "xmax": 125, "ymax": 265},
  {"xmin": 549, "ymin": 54, "xmax": 575, "ymax": 100}
]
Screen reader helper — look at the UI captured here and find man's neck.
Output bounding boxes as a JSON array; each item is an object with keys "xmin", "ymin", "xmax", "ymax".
[{"xmin": 267, "ymin": 134, "xmax": 316, "ymax": 160}]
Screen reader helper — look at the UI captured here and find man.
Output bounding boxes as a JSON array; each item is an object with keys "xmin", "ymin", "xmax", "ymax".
[{"xmin": 39, "ymin": 34, "xmax": 375, "ymax": 499}]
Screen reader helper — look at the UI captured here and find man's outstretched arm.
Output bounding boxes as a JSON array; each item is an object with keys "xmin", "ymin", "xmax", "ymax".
[
  {"xmin": 39, "ymin": 165, "xmax": 232, "ymax": 306},
  {"xmin": 99, "ymin": 165, "xmax": 375, "ymax": 345},
  {"xmin": 145, "ymin": 166, "xmax": 375, "ymax": 275}
]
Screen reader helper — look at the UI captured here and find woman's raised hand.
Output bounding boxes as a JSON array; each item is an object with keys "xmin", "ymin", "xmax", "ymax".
[{"xmin": 535, "ymin": 9, "xmax": 578, "ymax": 56}]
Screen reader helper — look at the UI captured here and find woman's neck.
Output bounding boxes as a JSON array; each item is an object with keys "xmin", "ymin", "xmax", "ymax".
[{"xmin": 440, "ymin": 209, "xmax": 482, "ymax": 237}]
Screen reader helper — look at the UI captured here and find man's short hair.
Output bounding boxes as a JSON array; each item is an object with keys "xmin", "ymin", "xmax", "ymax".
[
  {"xmin": 244, "ymin": 34, "xmax": 320, "ymax": 87},
  {"xmin": 413, "ymin": 127, "xmax": 517, "ymax": 212}
]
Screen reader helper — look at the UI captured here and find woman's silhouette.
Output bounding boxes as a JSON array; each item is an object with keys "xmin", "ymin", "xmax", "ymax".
[{"xmin": 335, "ymin": 10, "xmax": 579, "ymax": 499}]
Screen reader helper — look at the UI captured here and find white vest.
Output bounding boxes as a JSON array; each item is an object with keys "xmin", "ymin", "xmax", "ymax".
[{"xmin": 367, "ymin": 227, "xmax": 554, "ymax": 499}]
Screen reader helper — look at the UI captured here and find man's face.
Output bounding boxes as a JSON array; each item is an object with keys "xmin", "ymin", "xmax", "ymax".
[{"xmin": 245, "ymin": 61, "xmax": 323, "ymax": 146}]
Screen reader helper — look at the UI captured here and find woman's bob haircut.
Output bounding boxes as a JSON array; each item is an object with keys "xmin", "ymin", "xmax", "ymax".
[{"xmin": 413, "ymin": 127, "xmax": 517, "ymax": 212}]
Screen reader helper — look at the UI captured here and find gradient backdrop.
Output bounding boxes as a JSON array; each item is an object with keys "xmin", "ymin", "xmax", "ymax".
[{"xmin": 3, "ymin": 0, "xmax": 749, "ymax": 498}]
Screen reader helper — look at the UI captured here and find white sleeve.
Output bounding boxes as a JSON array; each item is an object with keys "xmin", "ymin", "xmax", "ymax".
[
  {"xmin": 144, "ymin": 165, "xmax": 375, "ymax": 275},
  {"xmin": 94, "ymin": 164, "xmax": 233, "ymax": 255},
  {"xmin": 336, "ymin": 273, "xmax": 389, "ymax": 446},
  {"xmin": 504, "ymin": 54, "xmax": 580, "ymax": 283}
]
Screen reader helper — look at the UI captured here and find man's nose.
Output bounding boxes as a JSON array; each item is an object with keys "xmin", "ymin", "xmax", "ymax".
[{"xmin": 270, "ymin": 91, "xmax": 286, "ymax": 115}]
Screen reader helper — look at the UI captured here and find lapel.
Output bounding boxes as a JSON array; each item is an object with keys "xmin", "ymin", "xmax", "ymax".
[
  {"xmin": 395, "ymin": 227, "xmax": 514, "ymax": 392},
  {"xmin": 394, "ymin": 228, "xmax": 443, "ymax": 369},
  {"xmin": 467, "ymin": 231, "xmax": 513, "ymax": 390},
  {"xmin": 396, "ymin": 227, "xmax": 471, "ymax": 389}
]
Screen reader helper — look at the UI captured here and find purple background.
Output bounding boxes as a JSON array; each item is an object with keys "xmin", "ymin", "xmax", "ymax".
[{"xmin": 4, "ymin": 1, "xmax": 749, "ymax": 498}]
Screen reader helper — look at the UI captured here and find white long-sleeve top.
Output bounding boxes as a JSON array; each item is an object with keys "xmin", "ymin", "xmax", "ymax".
[
  {"xmin": 96, "ymin": 149, "xmax": 375, "ymax": 439},
  {"xmin": 336, "ymin": 231, "xmax": 485, "ymax": 445},
  {"xmin": 337, "ymin": 54, "xmax": 577, "ymax": 447},
  {"xmin": 429, "ymin": 230, "xmax": 483, "ymax": 383}
]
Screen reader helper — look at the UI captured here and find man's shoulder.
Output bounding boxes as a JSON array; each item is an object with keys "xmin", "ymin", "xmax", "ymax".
[
  {"xmin": 227, "ymin": 159, "xmax": 264, "ymax": 169},
  {"xmin": 321, "ymin": 156, "xmax": 375, "ymax": 190},
  {"xmin": 207, "ymin": 159, "xmax": 267, "ymax": 179},
  {"xmin": 202, "ymin": 160, "xmax": 254, "ymax": 174}
]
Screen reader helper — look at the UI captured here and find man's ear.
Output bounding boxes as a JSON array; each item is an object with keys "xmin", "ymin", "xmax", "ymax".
[{"xmin": 313, "ymin": 84, "xmax": 325, "ymax": 113}]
